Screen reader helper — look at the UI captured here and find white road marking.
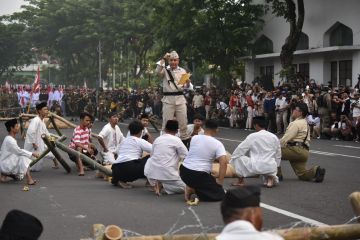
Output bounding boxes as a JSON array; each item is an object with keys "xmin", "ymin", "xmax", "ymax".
[
  {"xmin": 216, "ymin": 137, "xmax": 243, "ymax": 143},
  {"xmin": 310, "ymin": 150, "xmax": 360, "ymax": 159},
  {"xmin": 333, "ymin": 145, "xmax": 360, "ymax": 149},
  {"xmin": 260, "ymin": 203, "xmax": 328, "ymax": 226}
]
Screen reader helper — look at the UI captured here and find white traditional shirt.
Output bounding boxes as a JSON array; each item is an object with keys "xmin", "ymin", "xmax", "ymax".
[
  {"xmin": 182, "ymin": 135, "xmax": 226, "ymax": 173},
  {"xmin": 114, "ymin": 136, "xmax": 152, "ymax": 164},
  {"xmin": 24, "ymin": 116, "xmax": 54, "ymax": 171},
  {"xmin": 144, "ymin": 133, "xmax": 188, "ymax": 180},
  {"xmin": 99, "ymin": 123, "xmax": 124, "ymax": 154},
  {"xmin": 216, "ymin": 220, "xmax": 284, "ymax": 240},
  {"xmin": 230, "ymin": 130, "xmax": 281, "ymax": 177},
  {"xmin": 0, "ymin": 136, "xmax": 32, "ymax": 179},
  {"xmin": 99, "ymin": 123, "xmax": 124, "ymax": 164}
]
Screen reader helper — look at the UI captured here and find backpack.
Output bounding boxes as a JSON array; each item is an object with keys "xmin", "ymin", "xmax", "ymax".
[{"xmin": 317, "ymin": 93, "xmax": 327, "ymax": 108}]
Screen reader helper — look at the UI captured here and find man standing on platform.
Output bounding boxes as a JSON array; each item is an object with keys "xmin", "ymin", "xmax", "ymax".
[
  {"xmin": 156, "ymin": 51, "xmax": 193, "ymax": 146},
  {"xmin": 278, "ymin": 102, "xmax": 326, "ymax": 182},
  {"xmin": 24, "ymin": 102, "xmax": 58, "ymax": 171}
]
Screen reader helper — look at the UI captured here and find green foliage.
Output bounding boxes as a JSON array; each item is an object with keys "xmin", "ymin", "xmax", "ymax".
[
  {"xmin": 0, "ymin": 19, "xmax": 32, "ymax": 77},
  {"xmin": 2, "ymin": 0, "xmax": 266, "ymax": 86}
]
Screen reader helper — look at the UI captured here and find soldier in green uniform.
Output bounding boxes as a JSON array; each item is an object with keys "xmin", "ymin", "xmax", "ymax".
[{"xmin": 278, "ymin": 102, "xmax": 326, "ymax": 182}]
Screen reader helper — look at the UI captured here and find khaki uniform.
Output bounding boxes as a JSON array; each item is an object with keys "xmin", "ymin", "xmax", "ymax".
[
  {"xmin": 156, "ymin": 61, "xmax": 190, "ymax": 140},
  {"xmin": 280, "ymin": 117, "xmax": 318, "ymax": 181}
]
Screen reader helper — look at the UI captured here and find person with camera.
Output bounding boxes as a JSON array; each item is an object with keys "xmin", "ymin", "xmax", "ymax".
[{"xmin": 156, "ymin": 51, "xmax": 193, "ymax": 147}]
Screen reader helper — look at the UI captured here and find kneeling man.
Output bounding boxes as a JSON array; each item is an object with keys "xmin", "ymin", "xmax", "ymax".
[
  {"xmin": 231, "ymin": 116, "xmax": 281, "ymax": 187},
  {"xmin": 112, "ymin": 120, "xmax": 152, "ymax": 188},
  {"xmin": 180, "ymin": 119, "xmax": 227, "ymax": 202},
  {"xmin": 145, "ymin": 120, "xmax": 188, "ymax": 195},
  {"xmin": 0, "ymin": 119, "xmax": 39, "ymax": 185}
]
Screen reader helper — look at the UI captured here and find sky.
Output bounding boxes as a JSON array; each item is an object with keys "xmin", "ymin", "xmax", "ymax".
[{"xmin": 0, "ymin": 0, "xmax": 28, "ymax": 16}]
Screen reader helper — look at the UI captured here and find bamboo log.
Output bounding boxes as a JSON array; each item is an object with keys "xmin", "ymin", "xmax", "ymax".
[
  {"xmin": 49, "ymin": 115, "xmax": 63, "ymax": 136},
  {"xmin": 41, "ymin": 134, "xmax": 71, "ymax": 173},
  {"xmin": 349, "ymin": 192, "xmax": 360, "ymax": 222},
  {"xmin": 30, "ymin": 135, "xmax": 66, "ymax": 167},
  {"xmin": 90, "ymin": 224, "xmax": 360, "ymax": 240},
  {"xmin": 54, "ymin": 141, "xmax": 112, "ymax": 176}
]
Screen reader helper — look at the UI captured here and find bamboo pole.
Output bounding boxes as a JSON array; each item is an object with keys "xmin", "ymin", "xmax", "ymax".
[
  {"xmin": 41, "ymin": 134, "xmax": 71, "ymax": 173},
  {"xmin": 30, "ymin": 135, "xmax": 66, "ymax": 167},
  {"xmin": 90, "ymin": 224, "xmax": 360, "ymax": 240},
  {"xmin": 49, "ymin": 115, "xmax": 63, "ymax": 136},
  {"xmin": 349, "ymin": 192, "xmax": 360, "ymax": 223},
  {"xmin": 54, "ymin": 141, "xmax": 112, "ymax": 176}
]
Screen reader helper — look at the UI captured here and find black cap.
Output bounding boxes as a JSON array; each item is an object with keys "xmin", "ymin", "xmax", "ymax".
[
  {"xmin": 35, "ymin": 102, "xmax": 47, "ymax": 111},
  {"xmin": 0, "ymin": 209, "xmax": 43, "ymax": 240},
  {"xmin": 222, "ymin": 186, "xmax": 261, "ymax": 209},
  {"xmin": 5, "ymin": 119, "xmax": 17, "ymax": 131},
  {"xmin": 165, "ymin": 120, "xmax": 179, "ymax": 132}
]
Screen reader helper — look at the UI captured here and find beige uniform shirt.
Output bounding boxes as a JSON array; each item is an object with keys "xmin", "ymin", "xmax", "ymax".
[
  {"xmin": 280, "ymin": 117, "xmax": 310, "ymax": 147},
  {"xmin": 156, "ymin": 61, "xmax": 187, "ymax": 105}
]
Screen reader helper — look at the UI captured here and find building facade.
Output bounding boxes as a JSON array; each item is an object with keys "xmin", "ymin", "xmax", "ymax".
[{"xmin": 244, "ymin": 0, "xmax": 360, "ymax": 88}]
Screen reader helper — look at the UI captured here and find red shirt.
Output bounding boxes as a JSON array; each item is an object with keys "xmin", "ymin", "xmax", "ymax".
[{"xmin": 69, "ymin": 126, "xmax": 90, "ymax": 149}]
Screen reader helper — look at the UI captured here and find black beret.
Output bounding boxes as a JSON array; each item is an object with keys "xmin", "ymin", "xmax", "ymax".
[
  {"xmin": 0, "ymin": 209, "xmax": 43, "ymax": 240},
  {"xmin": 35, "ymin": 102, "xmax": 47, "ymax": 110},
  {"xmin": 165, "ymin": 120, "xmax": 179, "ymax": 132},
  {"xmin": 222, "ymin": 185, "xmax": 261, "ymax": 209}
]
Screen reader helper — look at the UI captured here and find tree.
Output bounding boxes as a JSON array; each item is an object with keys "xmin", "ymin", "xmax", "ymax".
[
  {"xmin": 0, "ymin": 20, "xmax": 32, "ymax": 78},
  {"xmin": 151, "ymin": 0, "xmax": 266, "ymax": 86},
  {"xmin": 266, "ymin": 0, "xmax": 305, "ymax": 82}
]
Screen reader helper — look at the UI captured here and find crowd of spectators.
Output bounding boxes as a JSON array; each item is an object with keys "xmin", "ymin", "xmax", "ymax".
[{"xmin": 1, "ymin": 76, "xmax": 360, "ymax": 143}]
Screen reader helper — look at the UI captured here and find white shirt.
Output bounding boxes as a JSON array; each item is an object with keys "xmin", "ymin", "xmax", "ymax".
[
  {"xmin": 186, "ymin": 124, "xmax": 204, "ymax": 136},
  {"xmin": 216, "ymin": 220, "xmax": 283, "ymax": 240},
  {"xmin": 192, "ymin": 94, "xmax": 204, "ymax": 108},
  {"xmin": 231, "ymin": 130, "xmax": 281, "ymax": 175},
  {"xmin": 114, "ymin": 136, "xmax": 152, "ymax": 164},
  {"xmin": 52, "ymin": 90, "xmax": 62, "ymax": 102},
  {"xmin": 307, "ymin": 115, "xmax": 320, "ymax": 127},
  {"xmin": 98, "ymin": 123, "xmax": 124, "ymax": 153},
  {"xmin": 352, "ymin": 99, "xmax": 360, "ymax": 117},
  {"xmin": 275, "ymin": 97, "xmax": 288, "ymax": 111},
  {"xmin": 0, "ymin": 136, "xmax": 32, "ymax": 178},
  {"xmin": 183, "ymin": 135, "xmax": 226, "ymax": 173},
  {"xmin": 126, "ymin": 127, "xmax": 149, "ymax": 139},
  {"xmin": 144, "ymin": 134, "xmax": 188, "ymax": 180}
]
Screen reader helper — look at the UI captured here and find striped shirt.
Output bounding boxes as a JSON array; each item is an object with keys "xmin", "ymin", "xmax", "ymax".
[{"xmin": 69, "ymin": 126, "xmax": 90, "ymax": 150}]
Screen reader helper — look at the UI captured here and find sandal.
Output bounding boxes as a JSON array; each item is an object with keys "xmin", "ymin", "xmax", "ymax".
[{"xmin": 27, "ymin": 180, "xmax": 37, "ymax": 185}]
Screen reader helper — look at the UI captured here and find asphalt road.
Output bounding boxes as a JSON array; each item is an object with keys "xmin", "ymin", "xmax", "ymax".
[{"xmin": 0, "ymin": 119, "xmax": 359, "ymax": 239}]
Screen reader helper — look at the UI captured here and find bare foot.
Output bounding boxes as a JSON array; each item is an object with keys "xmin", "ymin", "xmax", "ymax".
[
  {"xmin": 184, "ymin": 186, "xmax": 195, "ymax": 201},
  {"xmin": 265, "ymin": 176, "xmax": 274, "ymax": 188},
  {"xmin": 231, "ymin": 177, "xmax": 245, "ymax": 186},
  {"xmin": 118, "ymin": 181, "xmax": 132, "ymax": 189},
  {"xmin": 154, "ymin": 181, "xmax": 163, "ymax": 196}
]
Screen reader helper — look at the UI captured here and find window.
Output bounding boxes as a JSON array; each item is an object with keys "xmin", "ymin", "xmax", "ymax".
[
  {"xmin": 260, "ymin": 65, "xmax": 274, "ymax": 90},
  {"xmin": 253, "ymin": 35, "xmax": 273, "ymax": 55},
  {"xmin": 330, "ymin": 23, "xmax": 353, "ymax": 46},
  {"xmin": 331, "ymin": 60, "xmax": 352, "ymax": 87},
  {"xmin": 298, "ymin": 63, "xmax": 309, "ymax": 80},
  {"xmin": 296, "ymin": 32, "xmax": 309, "ymax": 50},
  {"xmin": 339, "ymin": 60, "xmax": 352, "ymax": 86}
]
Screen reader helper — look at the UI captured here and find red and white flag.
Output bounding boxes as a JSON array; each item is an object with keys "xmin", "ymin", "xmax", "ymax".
[{"xmin": 33, "ymin": 65, "xmax": 41, "ymax": 92}]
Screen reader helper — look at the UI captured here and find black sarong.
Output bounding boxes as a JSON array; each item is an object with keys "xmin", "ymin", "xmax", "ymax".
[
  {"xmin": 179, "ymin": 164, "xmax": 225, "ymax": 202},
  {"xmin": 111, "ymin": 156, "xmax": 150, "ymax": 185}
]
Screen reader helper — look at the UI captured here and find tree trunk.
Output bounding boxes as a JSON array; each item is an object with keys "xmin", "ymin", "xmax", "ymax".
[{"xmin": 280, "ymin": 0, "xmax": 304, "ymax": 84}]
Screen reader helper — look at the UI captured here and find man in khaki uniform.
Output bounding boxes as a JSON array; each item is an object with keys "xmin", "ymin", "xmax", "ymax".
[
  {"xmin": 156, "ymin": 51, "xmax": 193, "ymax": 145},
  {"xmin": 279, "ymin": 102, "xmax": 326, "ymax": 182}
]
